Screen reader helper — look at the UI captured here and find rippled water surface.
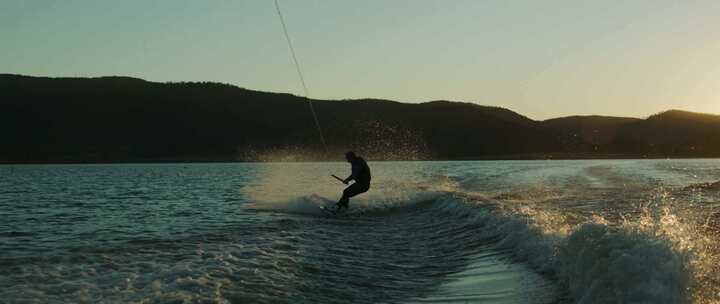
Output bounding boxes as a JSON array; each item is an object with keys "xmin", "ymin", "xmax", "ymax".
[{"xmin": 2, "ymin": 160, "xmax": 720, "ymax": 303}]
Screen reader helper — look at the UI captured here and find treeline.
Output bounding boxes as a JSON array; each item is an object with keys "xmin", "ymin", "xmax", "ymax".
[{"xmin": 1, "ymin": 74, "xmax": 719, "ymax": 163}]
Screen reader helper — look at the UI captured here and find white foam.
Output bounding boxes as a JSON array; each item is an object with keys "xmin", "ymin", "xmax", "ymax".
[
  {"xmin": 425, "ymin": 194, "xmax": 692, "ymax": 304},
  {"xmin": 285, "ymin": 194, "xmax": 335, "ymax": 214},
  {"xmin": 559, "ymin": 223, "xmax": 689, "ymax": 303}
]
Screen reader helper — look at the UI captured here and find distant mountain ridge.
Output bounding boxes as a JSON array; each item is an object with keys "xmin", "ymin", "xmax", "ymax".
[{"xmin": 1, "ymin": 74, "xmax": 719, "ymax": 162}]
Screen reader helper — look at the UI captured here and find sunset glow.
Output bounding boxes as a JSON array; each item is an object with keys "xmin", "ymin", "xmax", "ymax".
[{"xmin": 2, "ymin": 1, "xmax": 719, "ymax": 119}]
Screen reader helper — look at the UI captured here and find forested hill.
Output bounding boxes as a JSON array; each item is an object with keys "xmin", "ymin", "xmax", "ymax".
[{"xmin": 1, "ymin": 74, "xmax": 719, "ymax": 163}]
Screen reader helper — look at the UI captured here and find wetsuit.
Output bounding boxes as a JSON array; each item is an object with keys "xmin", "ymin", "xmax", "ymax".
[{"xmin": 338, "ymin": 157, "xmax": 371, "ymax": 208}]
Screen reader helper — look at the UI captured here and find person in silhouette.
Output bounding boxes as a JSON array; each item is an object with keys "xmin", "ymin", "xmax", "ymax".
[{"xmin": 336, "ymin": 151, "xmax": 371, "ymax": 210}]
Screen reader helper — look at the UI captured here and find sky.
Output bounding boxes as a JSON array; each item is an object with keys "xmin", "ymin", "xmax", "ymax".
[{"xmin": 2, "ymin": 0, "xmax": 719, "ymax": 120}]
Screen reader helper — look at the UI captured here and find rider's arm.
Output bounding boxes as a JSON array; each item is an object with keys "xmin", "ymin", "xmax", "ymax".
[{"xmin": 344, "ymin": 164, "xmax": 357, "ymax": 184}]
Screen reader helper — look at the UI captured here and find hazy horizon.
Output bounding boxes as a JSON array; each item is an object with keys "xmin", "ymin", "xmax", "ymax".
[{"xmin": 2, "ymin": 1, "xmax": 719, "ymax": 120}]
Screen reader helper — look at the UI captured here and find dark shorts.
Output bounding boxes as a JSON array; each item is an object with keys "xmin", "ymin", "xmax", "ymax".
[{"xmin": 343, "ymin": 182, "xmax": 370, "ymax": 198}]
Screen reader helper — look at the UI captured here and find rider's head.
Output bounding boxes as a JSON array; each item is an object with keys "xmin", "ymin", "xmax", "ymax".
[{"xmin": 345, "ymin": 151, "xmax": 356, "ymax": 162}]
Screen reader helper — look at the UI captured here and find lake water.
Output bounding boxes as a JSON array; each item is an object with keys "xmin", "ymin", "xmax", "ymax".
[{"xmin": 1, "ymin": 159, "xmax": 720, "ymax": 303}]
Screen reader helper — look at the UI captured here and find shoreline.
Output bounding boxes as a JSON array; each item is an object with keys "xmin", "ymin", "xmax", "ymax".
[{"xmin": 2, "ymin": 153, "xmax": 719, "ymax": 165}]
